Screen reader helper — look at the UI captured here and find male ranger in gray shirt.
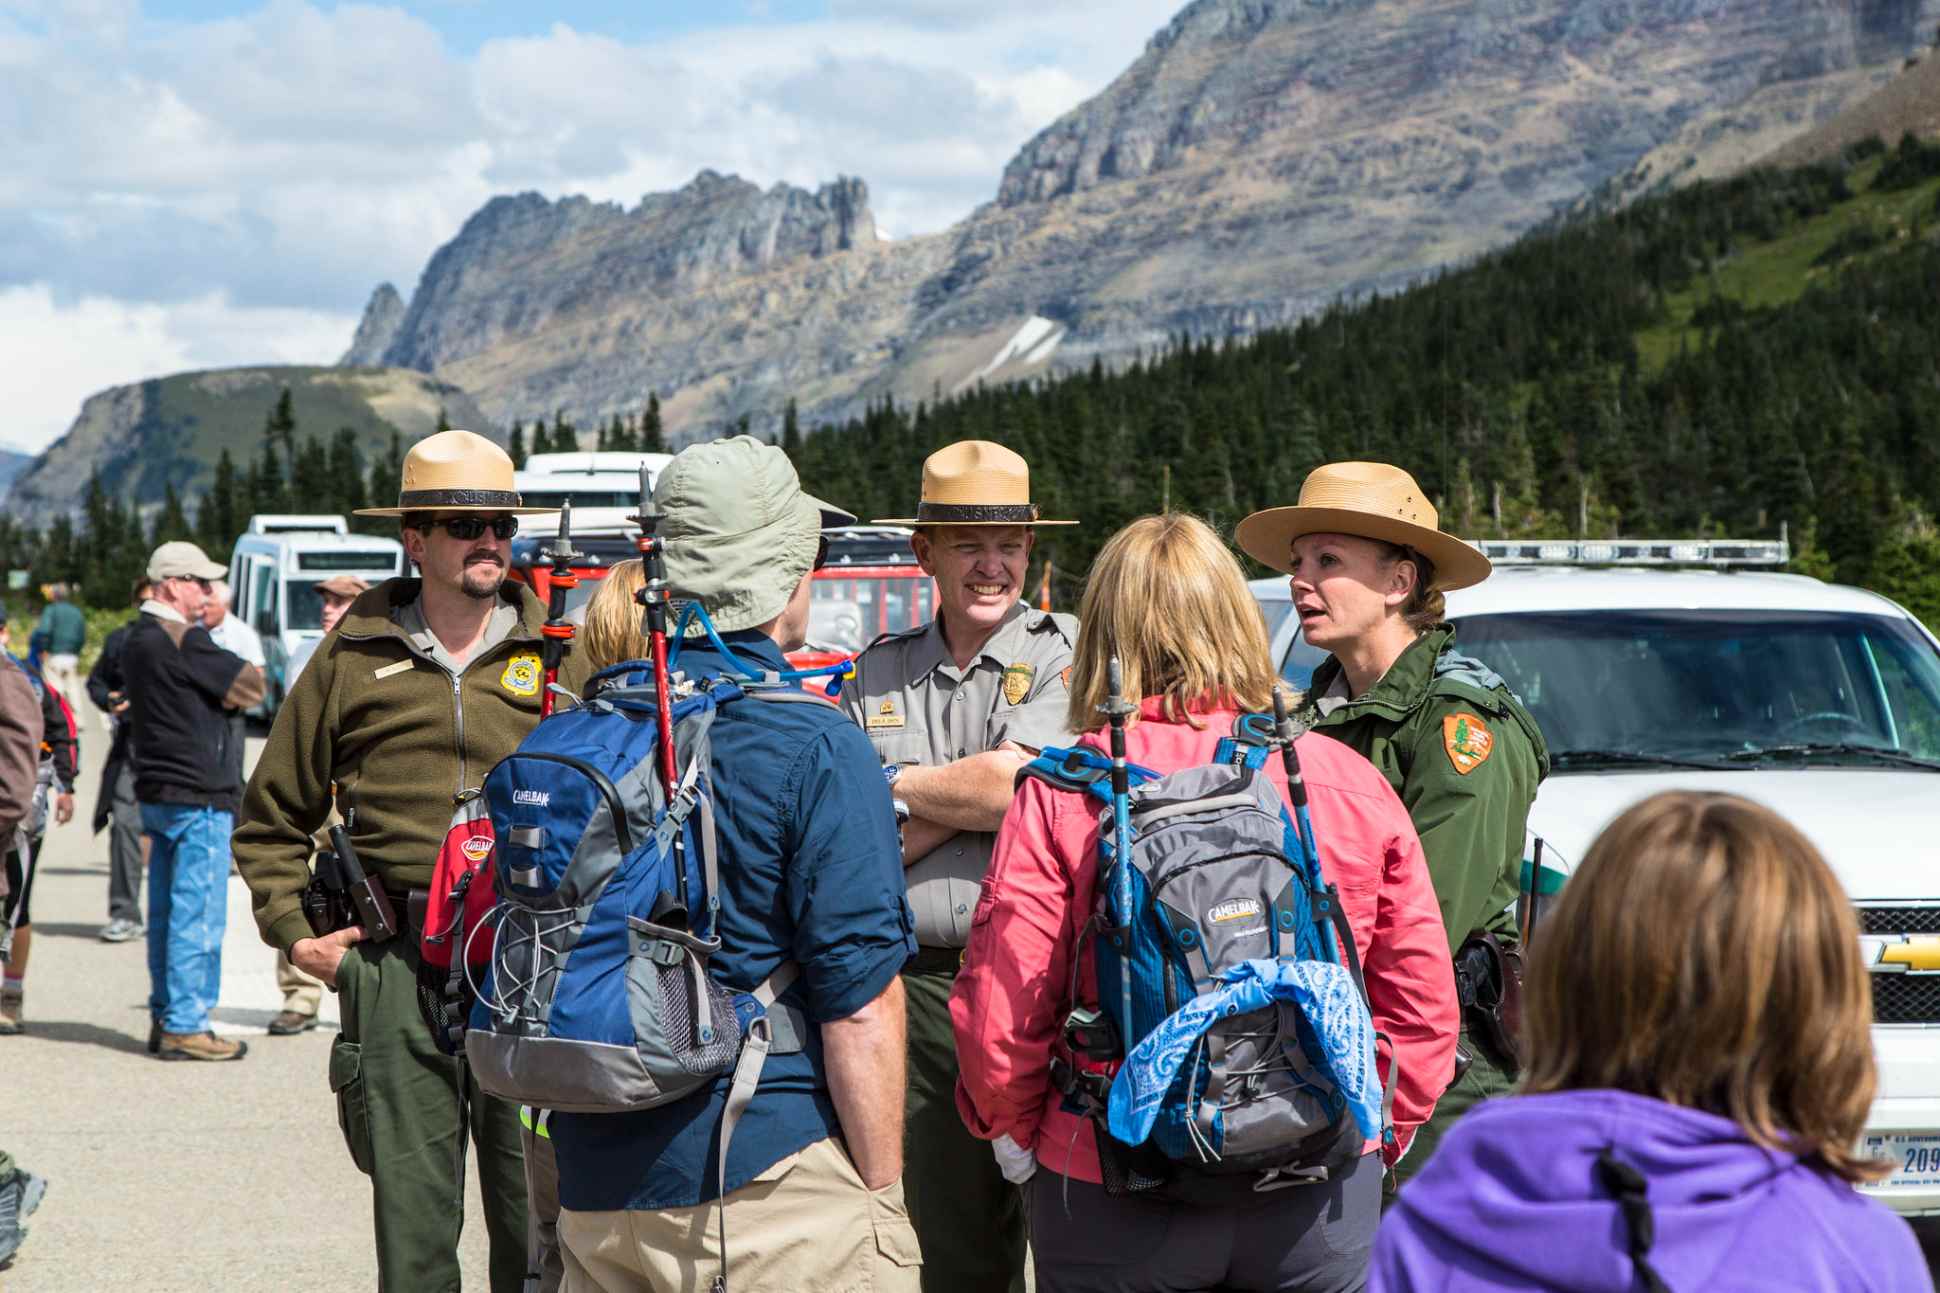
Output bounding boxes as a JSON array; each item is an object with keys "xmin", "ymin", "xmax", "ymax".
[{"xmin": 839, "ymin": 440, "xmax": 1077, "ymax": 1293}]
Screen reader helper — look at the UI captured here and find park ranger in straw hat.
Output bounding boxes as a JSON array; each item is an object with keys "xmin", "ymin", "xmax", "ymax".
[
  {"xmin": 1238, "ymin": 461, "xmax": 1548, "ymax": 1189},
  {"xmin": 235, "ymin": 429, "xmax": 588, "ymax": 1292},
  {"xmin": 840, "ymin": 439, "xmax": 1077, "ymax": 1293}
]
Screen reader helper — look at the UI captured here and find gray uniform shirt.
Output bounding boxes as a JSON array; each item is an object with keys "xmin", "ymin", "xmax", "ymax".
[{"xmin": 840, "ymin": 601, "xmax": 1078, "ymax": 947}]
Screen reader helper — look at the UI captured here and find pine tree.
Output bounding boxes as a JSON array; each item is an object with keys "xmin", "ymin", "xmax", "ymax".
[
  {"xmin": 508, "ymin": 420, "xmax": 528, "ymax": 468},
  {"xmin": 550, "ymin": 410, "xmax": 577, "ymax": 454},
  {"xmin": 200, "ymin": 449, "xmax": 243, "ymax": 554},
  {"xmin": 642, "ymin": 393, "xmax": 666, "ymax": 453},
  {"xmin": 328, "ymin": 428, "xmax": 367, "ymax": 516},
  {"xmin": 781, "ymin": 399, "xmax": 802, "ymax": 457},
  {"xmin": 266, "ymin": 387, "xmax": 298, "ymax": 483}
]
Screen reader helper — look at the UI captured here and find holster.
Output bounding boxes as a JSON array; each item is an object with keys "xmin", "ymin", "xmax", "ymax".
[
  {"xmin": 1453, "ymin": 931, "xmax": 1526, "ymax": 1073},
  {"xmin": 300, "ymin": 850, "xmax": 359, "ymax": 939}
]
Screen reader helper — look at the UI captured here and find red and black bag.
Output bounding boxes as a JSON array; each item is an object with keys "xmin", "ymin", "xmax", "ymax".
[{"xmin": 415, "ymin": 793, "xmax": 500, "ymax": 1056}]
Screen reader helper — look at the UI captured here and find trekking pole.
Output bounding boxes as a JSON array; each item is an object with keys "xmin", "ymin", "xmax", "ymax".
[
  {"xmin": 538, "ymin": 499, "xmax": 580, "ymax": 718},
  {"xmin": 629, "ymin": 465, "xmax": 679, "ymax": 798},
  {"xmin": 1521, "ymin": 836, "xmax": 1547, "ymax": 949},
  {"xmin": 1102, "ymin": 658, "xmax": 1137, "ymax": 1010},
  {"xmin": 1272, "ymin": 683, "xmax": 1338, "ymax": 961}
]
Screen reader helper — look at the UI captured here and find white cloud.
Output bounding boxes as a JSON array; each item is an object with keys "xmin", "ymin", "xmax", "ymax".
[
  {"xmin": 2, "ymin": 0, "xmax": 1186, "ymax": 452},
  {"xmin": 0, "ymin": 284, "xmax": 355, "ymax": 451}
]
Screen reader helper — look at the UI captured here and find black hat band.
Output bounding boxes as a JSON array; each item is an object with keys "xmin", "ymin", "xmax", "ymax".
[
  {"xmin": 915, "ymin": 502, "xmax": 1039, "ymax": 524},
  {"xmin": 397, "ymin": 488, "xmax": 523, "ymax": 510}
]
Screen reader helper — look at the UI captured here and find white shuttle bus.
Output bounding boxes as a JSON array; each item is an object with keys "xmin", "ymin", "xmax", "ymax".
[{"xmin": 228, "ymin": 514, "xmax": 406, "ymax": 715}]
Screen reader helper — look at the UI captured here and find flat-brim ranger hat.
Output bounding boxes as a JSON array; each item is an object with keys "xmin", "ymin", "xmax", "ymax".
[
  {"xmin": 1235, "ymin": 461, "xmax": 1492, "ymax": 591},
  {"xmin": 657, "ymin": 435, "xmax": 857, "ymax": 634},
  {"xmin": 874, "ymin": 440, "xmax": 1076, "ymax": 527},
  {"xmin": 353, "ymin": 429, "xmax": 557, "ymax": 517}
]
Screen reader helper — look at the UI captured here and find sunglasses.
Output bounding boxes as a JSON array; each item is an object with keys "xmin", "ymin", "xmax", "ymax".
[
  {"xmin": 418, "ymin": 515, "xmax": 519, "ymax": 541},
  {"xmin": 171, "ymin": 576, "xmax": 213, "ymax": 593},
  {"xmin": 815, "ymin": 535, "xmax": 830, "ymax": 571}
]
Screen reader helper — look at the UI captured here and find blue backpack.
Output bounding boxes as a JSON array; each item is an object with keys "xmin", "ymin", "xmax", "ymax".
[
  {"xmin": 1023, "ymin": 716, "xmax": 1390, "ymax": 1195},
  {"xmin": 464, "ymin": 662, "xmax": 813, "ymax": 1118}
]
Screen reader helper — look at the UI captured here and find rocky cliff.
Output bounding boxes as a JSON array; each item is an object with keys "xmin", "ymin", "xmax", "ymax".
[
  {"xmin": 7, "ymin": 366, "xmax": 491, "ymax": 528},
  {"xmin": 351, "ymin": 0, "xmax": 1940, "ymax": 438}
]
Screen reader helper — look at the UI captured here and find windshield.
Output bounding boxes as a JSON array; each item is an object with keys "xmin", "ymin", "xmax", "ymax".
[
  {"xmin": 1277, "ymin": 627, "xmax": 1329, "ymax": 691},
  {"xmin": 1452, "ymin": 609, "xmax": 1940, "ymax": 766},
  {"xmin": 520, "ymin": 489, "xmax": 637, "ymax": 508},
  {"xmin": 285, "ymin": 575, "xmax": 392, "ymax": 631},
  {"xmin": 805, "ymin": 573, "xmax": 935, "ymax": 653}
]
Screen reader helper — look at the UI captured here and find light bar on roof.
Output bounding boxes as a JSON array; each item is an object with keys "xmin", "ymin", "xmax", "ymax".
[{"xmin": 1467, "ymin": 539, "xmax": 1790, "ymax": 568}]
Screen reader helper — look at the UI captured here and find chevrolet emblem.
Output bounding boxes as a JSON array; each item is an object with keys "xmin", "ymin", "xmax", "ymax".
[{"xmin": 1863, "ymin": 935, "xmax": 1940, "ymax": 973}]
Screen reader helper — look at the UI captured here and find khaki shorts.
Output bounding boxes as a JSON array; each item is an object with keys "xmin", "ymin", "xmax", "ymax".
[{"xmin": 559, "ymin": 1134, "xmax": 922, "ymax": 1293}]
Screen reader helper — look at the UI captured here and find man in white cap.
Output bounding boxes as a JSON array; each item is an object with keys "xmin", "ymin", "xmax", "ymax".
[
  {"xmin": 235, "ymin": 429, "xmax": 584, "ymax": 1292},
  {"xmin": 121, "ymin": 540, "xmax": 267, "ymax": 1062}
]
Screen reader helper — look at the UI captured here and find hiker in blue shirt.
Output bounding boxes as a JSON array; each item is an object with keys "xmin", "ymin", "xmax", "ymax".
[{"xmin": 548, "ymin": 436, "xmax": 921, "ymax": 1293}]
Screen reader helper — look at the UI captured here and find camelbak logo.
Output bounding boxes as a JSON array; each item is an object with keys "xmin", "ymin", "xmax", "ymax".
[
  {"xmin": 1208, "ymin": 898, "xmax": 1263, "ymax": 925},
  {"xmin": 513, "ymin": 789, "xmax": 550, "ymax": 807}
]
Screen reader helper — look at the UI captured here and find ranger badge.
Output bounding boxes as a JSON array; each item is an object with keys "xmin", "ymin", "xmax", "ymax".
[{"xmin": 501, "ymin": 654, "xmax": 542, "ymax": 698}]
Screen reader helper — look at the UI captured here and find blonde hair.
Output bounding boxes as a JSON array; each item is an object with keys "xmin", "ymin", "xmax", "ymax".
[
  {"xmin": 1068, "ymin": 514, "xmax": 1278, "ymax": 733},
  {"xmin": 1523, "ymin": 791, "xmax": 1887, "ymax": 1183},
  {"xmin": 581, "ymin": 560, "xmax": 649, "ymax": 672}
]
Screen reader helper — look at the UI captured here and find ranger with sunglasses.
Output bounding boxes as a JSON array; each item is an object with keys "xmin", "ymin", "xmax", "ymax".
[{"xmin": 235, "ymin": 429, "xmax": 591, "ymax": 1293}]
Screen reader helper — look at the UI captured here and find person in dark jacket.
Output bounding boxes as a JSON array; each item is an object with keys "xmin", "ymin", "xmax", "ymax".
[
  {"xmin": 86, "ymin": 577, "xmax": 151, "ymax": 943},
  {"xmin": 0, "ymin": 649, "xmax": 48, "ymax": 1263},
  {"xmin": 123, "ymin": 542, "xmax": 265, "ymax": 1062},
  {"xmin": 0, "ymin": 607, "xmax": 77, "ymax": 1036},
  {"xmin": 1370, "ymin": 791, "xmax": 1933, "ymax": 1293}
]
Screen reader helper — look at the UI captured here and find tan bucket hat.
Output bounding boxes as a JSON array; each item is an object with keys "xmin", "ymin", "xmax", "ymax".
[
  {"xmin": 657, "ymin": 435, "xmax": 856, "ymax": 634},
  {"xmin": 874, "ymin": 440, "xmax": 1076, "ymax": 527},
  {"xmin": 1235, "ymin": 461, "xmax": 1491, "ymax": 591},
  {"xmin": 353, "ymin": 429, "xmax": 555, "ymax": 517}
]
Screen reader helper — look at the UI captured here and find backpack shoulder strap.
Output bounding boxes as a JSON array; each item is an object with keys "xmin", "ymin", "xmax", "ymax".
[{"xmin": 714, "ymin": 958, "xmax": 802, "ymax": 1288}]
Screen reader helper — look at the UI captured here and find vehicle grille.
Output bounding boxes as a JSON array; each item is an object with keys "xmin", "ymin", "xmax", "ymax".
[
  {"xmin": 1858, "ymin": 905, "xmax": 1940, "ymax": 936},
  {"xmin": 1872, "ymin": 975, "xmax": 1940, "ymax": 1026}
]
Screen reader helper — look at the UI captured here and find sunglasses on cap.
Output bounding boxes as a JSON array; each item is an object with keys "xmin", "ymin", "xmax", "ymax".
[
  {"xmin": 416, "ymin": 515, "xmax": 519, "ymax": 542},
  {"xmin": 815, "ymin": 535, "xmax": 830, "ymax": 571}
]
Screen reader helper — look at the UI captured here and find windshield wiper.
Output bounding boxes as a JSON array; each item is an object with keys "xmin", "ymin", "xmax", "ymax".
[
  {"xmin": 1550, "ymin": 749, "xmax": 1736, "ymax": 771},
  {"xmin": 1724, "ymin": 743, "xmax": 1940, "ymax": 771}
]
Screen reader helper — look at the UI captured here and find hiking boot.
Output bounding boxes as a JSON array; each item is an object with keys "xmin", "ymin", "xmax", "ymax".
[
  {"xmin": 0, "ymin": 989, "xmax": 22, "ymax": 1036},
  {"xmin": 0, "ymin": 1166, "xmax": 47, "ymax": 1268},
  {"xmin": 267, "ymin": 1010, "xmax": 318, "ymax": 1036},
  {"xmin": 98, "ymin": 918, "xmax": 143, "ymax": 943},
  {"xmin": 157, "ymin": 1030, "xmax": 248, "ymax": 1062}
]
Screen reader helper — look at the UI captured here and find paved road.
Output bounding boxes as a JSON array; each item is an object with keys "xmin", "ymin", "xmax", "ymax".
[
  {"xmin": 2, "ymin": 705, "xmax": 491, "ymax": 1291},
  {"xmin": 4, "ymin": 697, "xmax": 1937, "ymax": 1289}
]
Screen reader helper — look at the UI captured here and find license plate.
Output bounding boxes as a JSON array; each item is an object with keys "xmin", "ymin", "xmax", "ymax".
[{"xmin": 1862, "ymin": 1132, "xmax": 1940, "ymax": 1189}]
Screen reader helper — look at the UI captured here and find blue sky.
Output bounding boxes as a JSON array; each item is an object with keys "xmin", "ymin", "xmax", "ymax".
[
  {"xmin": 138, "ymin": 0, "xmax": 832, "ymax": 52},
  {"xmin": 0, "ymin": 0, "xmax": 1180, "ymax": 451}
]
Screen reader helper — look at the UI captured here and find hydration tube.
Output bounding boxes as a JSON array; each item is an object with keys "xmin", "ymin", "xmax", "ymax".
[
  {"xmin": 664, "ymin": 601, "xmax": 857, "ymax": 694},
  {"xmin": 1101, "ymin": 657, "xmax": 1138, "ymax": 1017}
]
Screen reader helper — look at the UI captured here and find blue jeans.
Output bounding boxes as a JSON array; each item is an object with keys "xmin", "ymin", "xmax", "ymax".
[{"xmin": 140, "ymin": 803, "xmax": 232, "ymax": 1034}]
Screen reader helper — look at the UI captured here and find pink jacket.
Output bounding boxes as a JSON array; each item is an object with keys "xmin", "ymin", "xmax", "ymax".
[{"xmin": 950, "ymin": 698, "xmax": 1459, "ymax": 1183}]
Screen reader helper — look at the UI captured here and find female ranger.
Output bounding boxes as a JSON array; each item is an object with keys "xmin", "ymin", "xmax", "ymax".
[{"xmin": 1237, "ymin": 462, "xmax": 1549, "ymax": 1182}]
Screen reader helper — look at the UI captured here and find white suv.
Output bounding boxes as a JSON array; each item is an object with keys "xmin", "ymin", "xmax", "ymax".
[{"xmin": 1259, "ymin": 552, "xmax": 1940, "ymax": 1217}]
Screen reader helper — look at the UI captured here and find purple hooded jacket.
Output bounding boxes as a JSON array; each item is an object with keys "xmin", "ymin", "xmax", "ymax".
[{"xmin": 1371, "ymin": 1089, "xmax": 1932, "ymax": 1293}]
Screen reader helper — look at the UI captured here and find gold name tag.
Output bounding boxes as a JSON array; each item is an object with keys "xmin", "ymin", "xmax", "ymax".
[
  {"xmin": 865, "ymin": 713, "xmax": 906, "ymax": 731},
  {"xmin": 374, "ymin": 660, "xmax": 414, "ymax": 680}
]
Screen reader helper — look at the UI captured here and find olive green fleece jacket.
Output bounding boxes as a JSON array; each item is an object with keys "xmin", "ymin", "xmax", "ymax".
[
  {"xmin": 234, "ymin": 578, "xmax": 595, "ymax": 954},
  {"xmin": 1300, "ymin": 625, "xmax": 1550, "ymax": 954}
]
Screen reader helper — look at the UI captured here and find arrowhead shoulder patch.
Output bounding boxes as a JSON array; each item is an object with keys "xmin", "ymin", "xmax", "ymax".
[
  {"xmin": 1002, "ymin": 662, "xmax": 1036, "ymax": 706},
  {"xmin": 1442, "ymin": 712, "xmax": 1494, "ymax": 775}
]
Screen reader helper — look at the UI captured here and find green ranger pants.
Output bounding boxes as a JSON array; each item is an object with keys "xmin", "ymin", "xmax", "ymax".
[
  {"xmin": 1391, "ymin": 1027, "xmax": 1516, "ymax": 1189},
  {"xmin": 903, "ymin": 955, "xmax": 1027, "ymax": 1293},
  {"xmin": 333, "ymin": 935, "xmax": 529, "ymax": 1293}
]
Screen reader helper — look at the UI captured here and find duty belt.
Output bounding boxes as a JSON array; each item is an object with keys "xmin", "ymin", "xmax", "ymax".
[
  {"xmin": 907, "ymin": 945, "xmax": 964, "ymax": 975},
  {"xmin": 383, "ymin": 886, "xmax": 432, "ymax": 944}
]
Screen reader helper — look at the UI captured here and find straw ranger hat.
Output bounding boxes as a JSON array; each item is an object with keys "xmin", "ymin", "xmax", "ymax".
[
  {"xmin": 354, "ymin": 429, "xmax": 556, "ymax": 517},
  {"xmin": 1235, "ymin": 461, "xmax": 1491, "ymax": 591},
  {"xmin": 874, "ymin": 440, "xmax": 1076, "ymax": 527}
]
